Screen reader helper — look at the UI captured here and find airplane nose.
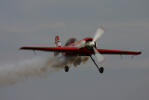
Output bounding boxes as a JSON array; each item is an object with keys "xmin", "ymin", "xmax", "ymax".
[{"xmin": 89, "ymin": 41, "xmax": 96, "ymax": 48}]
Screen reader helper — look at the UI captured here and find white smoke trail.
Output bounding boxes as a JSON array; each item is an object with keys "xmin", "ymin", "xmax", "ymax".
[{"xmin": 0, "ymin": 56, "xmax": 65, "ymax": 87}]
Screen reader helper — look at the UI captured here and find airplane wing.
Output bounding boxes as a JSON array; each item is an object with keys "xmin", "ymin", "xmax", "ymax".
[
  {"xmin": 97, "ymin": 49, "xmax": 141, "ymax": 55},
  {"xmin": 20, "ymin": 46, "xmax": 79, "ymax": 52},
  {"xmin": 20, "ymin": 46, "xmax": 141, "ymax": 55}
]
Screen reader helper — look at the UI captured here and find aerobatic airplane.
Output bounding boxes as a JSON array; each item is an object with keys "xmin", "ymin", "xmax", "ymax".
[{"xmin": 20, "ymin": 27, "xmax": 141, "ymax": 73}]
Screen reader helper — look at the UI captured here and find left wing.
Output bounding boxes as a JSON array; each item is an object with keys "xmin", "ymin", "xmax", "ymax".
[{"xmin": 97, "ymin": 49, "xmax": 141, "ymax": 55}]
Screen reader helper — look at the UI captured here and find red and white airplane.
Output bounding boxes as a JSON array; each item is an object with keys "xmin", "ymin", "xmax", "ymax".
[{"xmin": 20, "ymin": 27, "xmax": 141, "ymax": 73}]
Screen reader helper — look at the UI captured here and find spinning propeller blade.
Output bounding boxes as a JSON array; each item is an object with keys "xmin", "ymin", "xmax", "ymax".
[
  {"xmin": 93, "ymin": 26, "xmax": 104, "ymax": 42},
  {"xmin": 90, "ymin": 26, "xmax": 104, "ymax": 46},
  {"xmin": 93, "ymin": 47, "xmax": 104, "ymax": 64},
  {"xmin": 89, "ymin": 26, "xmax": 105, "ymax": 73},
  {"xmin": 92, "ymin": 26, "xmax": 105, "ymax": 64}
]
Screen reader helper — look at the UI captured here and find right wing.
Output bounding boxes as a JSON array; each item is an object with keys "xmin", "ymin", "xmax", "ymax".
[{"xmin": 20, "ymin": 46, "xmax": 79, "ymax": 52}]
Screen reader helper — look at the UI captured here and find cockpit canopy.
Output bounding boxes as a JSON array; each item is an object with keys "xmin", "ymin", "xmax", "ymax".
[
  {"xmin": 83, "ymin": 37, "xmax": 93, "ymax": 43},
  {"xmin": 65, "ymin": 38, "xmax": 77, "ymax": 46}
]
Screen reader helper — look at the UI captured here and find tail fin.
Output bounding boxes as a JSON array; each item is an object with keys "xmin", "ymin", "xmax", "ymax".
[
  {"xmin": 54, "ymin": 35, "xmax": 61, "ymax": 56},
  {"xmin": 55, "ymin": 35, "xmax": 61, "ymax": 47}
]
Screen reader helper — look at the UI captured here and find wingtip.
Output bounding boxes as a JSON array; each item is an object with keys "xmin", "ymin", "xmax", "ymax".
[
  {"xmin": 138, "ymin": 51, "xmax": 142, "ymax": 55},
  {"xmin": 134, "ymin": 51, "xmax": 142, "ymax": 55},
  {"xmin": 20, "ymin": 47, "xmax": 25, "ymax": 50},
  {"xmin": 20, "ymin": 47, "xmax": 22, "ymax": 50}
]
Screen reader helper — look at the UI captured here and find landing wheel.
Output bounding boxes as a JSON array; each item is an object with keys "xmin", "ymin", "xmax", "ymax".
[
  {"xmin": 98, "ymin": 67, "xmax": 104, "ymax": 73},
  {"xmin": 64, "ymin": 66, "xmax": 69, "ymax": 72}
]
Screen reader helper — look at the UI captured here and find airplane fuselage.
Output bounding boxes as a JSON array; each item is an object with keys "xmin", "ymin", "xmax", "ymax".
[{"xmin": 55, "ymin": 38, "xmax": 90, "ymax": 68}]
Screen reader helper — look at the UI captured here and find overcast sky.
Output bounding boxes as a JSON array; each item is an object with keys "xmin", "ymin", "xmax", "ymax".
[{"xmin": 0, "ymin": 0, "xmax": 149, "ymax": 100}]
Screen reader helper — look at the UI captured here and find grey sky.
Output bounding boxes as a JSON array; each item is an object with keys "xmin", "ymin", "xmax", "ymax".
[{"xmin": 0, "ymin": 0, "xmax": 149, "ymax": 100}]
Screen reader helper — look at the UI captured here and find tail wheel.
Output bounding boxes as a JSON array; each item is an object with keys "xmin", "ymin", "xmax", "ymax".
[{"xmin": 64, "ymin": 66, "xmax": 69, "ymax": 72}]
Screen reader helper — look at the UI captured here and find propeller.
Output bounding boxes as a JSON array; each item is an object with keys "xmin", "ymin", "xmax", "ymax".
[
  {"xmin": 93, "ymin": 47, "xmax": 104, "ymax": 64},
  {"xmin": 91, "ymin": 26, "xmax": 105, "ymax": 63},
  {"xmin": 93, "ymin": 26, "xmax": 104, "ymax": 42},
  {"xmin": 89, "ymin": 26, "xmax": 105, "ymax": 73},
  {"xmin": 90, "ymin": 26, "xmax": 104, "ymax": 46}
]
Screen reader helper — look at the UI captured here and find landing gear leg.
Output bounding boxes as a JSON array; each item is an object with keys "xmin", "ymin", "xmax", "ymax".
[
  {"xmin": 64, "ymin": 66, "xmax": 69, "ymax": 72},
  {"xmin": 90, "ymin": 55, "xmax": 104, "ymax": 74}
]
